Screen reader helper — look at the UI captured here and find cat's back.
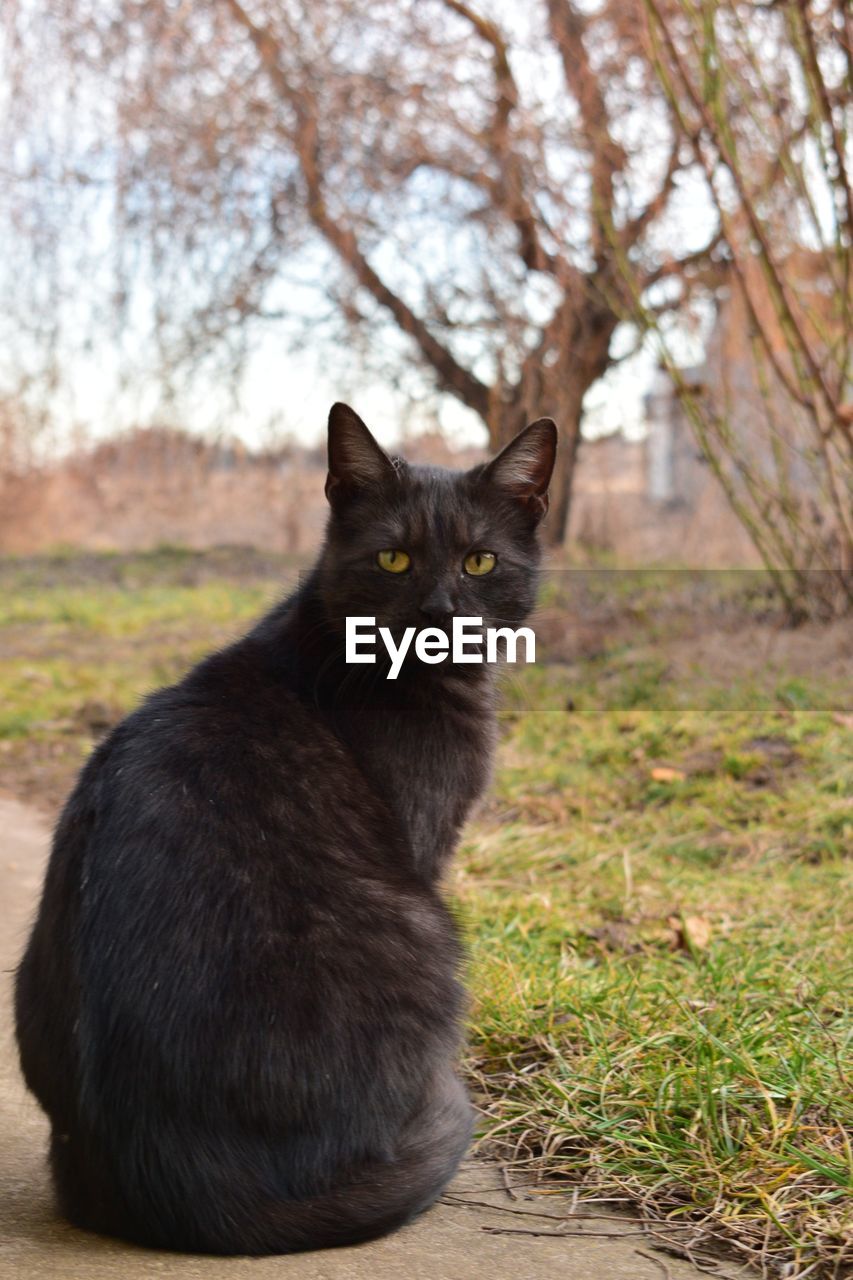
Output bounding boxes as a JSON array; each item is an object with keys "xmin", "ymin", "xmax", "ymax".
[
  {"xmin": 20, "ymin": 624, "xmax": 461, "ymax": 1123},
  {"xmin": 77, "ymin": 628, "xmax": 406, "ymax": 881},
  {"xmin": 36, "ymin": 619, "xmax": 452, "ymax": 985}
]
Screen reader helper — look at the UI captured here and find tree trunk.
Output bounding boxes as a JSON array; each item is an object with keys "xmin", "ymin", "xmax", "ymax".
[
  {"xmin": 489, "ymin": 306, "xmax": 617, "ymax": 546},
  {"xmin": 544, "ymin": 398, "xmax": 582, "ymax": 546}
]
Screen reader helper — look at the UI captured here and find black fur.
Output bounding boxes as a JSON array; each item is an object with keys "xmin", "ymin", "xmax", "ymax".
[{"xmin": 14, "ymin": 404, "xmax": 557, "ymax": 1255}]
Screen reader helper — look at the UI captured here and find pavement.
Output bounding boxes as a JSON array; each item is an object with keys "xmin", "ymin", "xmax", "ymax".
[{"xmin": 0, "ymin": 795, "xmax": 746, "ymax": 1279}]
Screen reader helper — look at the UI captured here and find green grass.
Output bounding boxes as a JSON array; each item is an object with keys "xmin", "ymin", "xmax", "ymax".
[{"xmin": 1, "ymin": 551, "xmax": 850, "ymax": 1277}]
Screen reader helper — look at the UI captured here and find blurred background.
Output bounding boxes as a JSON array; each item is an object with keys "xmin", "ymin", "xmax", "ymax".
[{"xmin": 0, "ymin": 0, "xmax": 850, "ymax": 614}]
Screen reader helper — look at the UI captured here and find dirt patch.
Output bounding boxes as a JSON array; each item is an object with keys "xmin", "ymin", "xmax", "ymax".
[
  {"xmin": 0, "ymin": 738, "xmax": 83, "ymax": 818},
  {"xmin": 660, "ymin": 619, "xmax": 853, "ymax": 689}
]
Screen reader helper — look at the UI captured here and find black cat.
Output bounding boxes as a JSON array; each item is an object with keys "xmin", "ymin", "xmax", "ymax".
[{"xmin": 14, "ymin": 404, "xmax": 557, "ymax": 1255}]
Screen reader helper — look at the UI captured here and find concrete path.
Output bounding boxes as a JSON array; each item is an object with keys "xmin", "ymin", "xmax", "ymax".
[{"xmin": 0, "ymin": 796, "xmax": 743, "ymax": 1279}]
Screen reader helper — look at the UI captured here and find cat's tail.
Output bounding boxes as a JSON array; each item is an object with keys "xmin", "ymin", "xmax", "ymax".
[
  {"xmin": 227, "ymin": 1076, "xmax": 473, "ymax": 1256},
  {"xmin": 163, "ymin": 1073, "xmax": 474, "ymax": 1256}
]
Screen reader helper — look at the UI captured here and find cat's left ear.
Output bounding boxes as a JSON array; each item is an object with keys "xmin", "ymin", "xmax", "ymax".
[
  {"xmin": 481, "ymin": 418, "xmax": 558, "ymax": 520},
  {"xmin": 325, "ymin": 402, "xmax": 397, "ymax": 505}
]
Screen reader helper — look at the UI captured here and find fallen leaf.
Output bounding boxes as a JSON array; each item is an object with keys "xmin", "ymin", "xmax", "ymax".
[
  {"xmin": 651, "ymin": 766, "xmax": 686, "ymax": 783},
  {"xmin": 667, "ymin": 913, "xmax": 712, "ymax": 952},
  {"xmin": 832, "ymin": 712, "xmax": 853, "ymax": 731}
]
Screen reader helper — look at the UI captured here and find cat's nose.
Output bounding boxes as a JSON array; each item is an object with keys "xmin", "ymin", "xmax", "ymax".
[{"xmin": 419, "ymin": 585, "xmax": 455, "ymax": 621}]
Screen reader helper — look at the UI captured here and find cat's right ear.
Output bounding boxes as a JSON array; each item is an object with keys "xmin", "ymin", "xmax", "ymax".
[
  {"xmin": 481, "ymin": 417, "xmax": 558, "ymax": 521},
  {"xmin": 325, "ymin": 403, "xmax": 397, "ymax": 505}
]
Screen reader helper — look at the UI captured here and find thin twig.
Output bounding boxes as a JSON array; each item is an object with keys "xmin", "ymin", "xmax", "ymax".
[
  {"xmin": 441, "ymin": 1193, "xmax": 651, "ymax": 1224},
  {"xmin": 636, "ymin": 1249, "xmax": 673, "ymax": 1280},
  {"xmin": 482, "ymin": 1224, "xmax": 649, "ymax": 1239},
  {"xmin": 499, "ymin": 1162, "xmax": 519, "ymax": 1200}
]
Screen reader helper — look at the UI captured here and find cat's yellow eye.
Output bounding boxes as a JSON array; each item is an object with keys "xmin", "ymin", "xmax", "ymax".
[
  {"xmin": 377, "ymin": 549, "xmax": 411, "ymax": 574},
  {"xmin": 464, "ymin": 551, "xmax": 496, "ymax": 576}
]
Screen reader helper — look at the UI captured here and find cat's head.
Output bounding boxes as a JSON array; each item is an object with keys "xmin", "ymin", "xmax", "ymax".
[{"xmin": 318, "ymin": 403, "xmax": 557, "ymax": 645}]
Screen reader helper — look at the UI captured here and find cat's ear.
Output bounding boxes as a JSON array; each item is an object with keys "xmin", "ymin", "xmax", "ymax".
[
  {"xmin": 481, "ymin": 418, "xmax": 558, "ymax": 520},
  {"xmin": 325, "ymin": 403, "xmax": 396, "ymax": 504}
]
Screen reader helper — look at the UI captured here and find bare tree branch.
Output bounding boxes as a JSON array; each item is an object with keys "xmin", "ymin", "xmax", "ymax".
[
  {"xmin": 545, "ymin": 0, "xmax": 627, "ymax": 265},
  {"xmin": 220, "ymin": 0, "xmax": 492, "ymax": 418},
  {"xmin": 441, "ymin": 0, "xmax": 570, "ymax": 280}
]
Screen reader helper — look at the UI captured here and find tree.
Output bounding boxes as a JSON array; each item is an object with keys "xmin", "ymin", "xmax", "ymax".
[{"xmin": 2, "ymin": 0, "xmax": 723, "ymax": 542}]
